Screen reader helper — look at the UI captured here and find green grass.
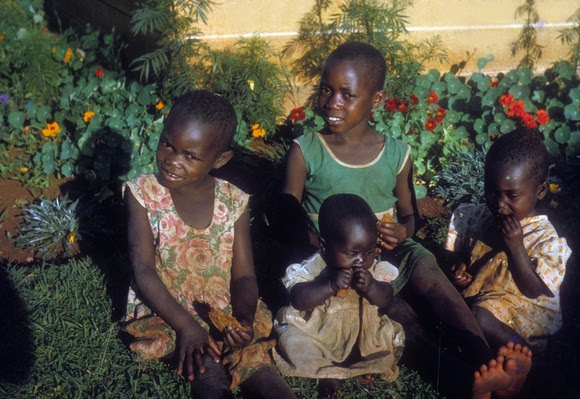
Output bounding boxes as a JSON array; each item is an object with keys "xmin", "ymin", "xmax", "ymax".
[{"xmin": 0, "ymin": 257, "xmax": 443, "ymax": 398}]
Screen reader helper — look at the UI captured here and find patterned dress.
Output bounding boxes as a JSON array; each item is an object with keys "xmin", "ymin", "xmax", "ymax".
[
  {"xmin": 122, "ymin": 174, "xmax": 276, "ymax": 388},
  {"xmin": 445, "ymin": 203, "xmax": 571, "ymax": 350},
  {"xmin": 272, "ymin": 252, "xmax": 405, "ymax": 381}
]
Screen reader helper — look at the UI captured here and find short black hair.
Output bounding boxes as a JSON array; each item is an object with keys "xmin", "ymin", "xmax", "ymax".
[
  {"xmin": 165, "ymin": 90, "xmax": 237, "ymax": 151},
  {"xmin": 485, "ymin": 127, "xmax": 549, "ymax": 185},
  {"xmin": 325, "ymin": 41, "xmax": 387, "ymax": 91},
  {"xmin": 319, "ymin": 193, "xmax": 377, "ymax": 243}
]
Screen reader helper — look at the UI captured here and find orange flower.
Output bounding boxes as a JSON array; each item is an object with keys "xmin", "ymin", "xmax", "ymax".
[
  {"xmin": 490, "ymin": 134, "xmax": 497, "ymax": 141},
  {"xmin": 290, "ymin": 107, "xmax": 305, "ymax": 121},
  {"xmin": 63, "ymin": 48, "xmax": 73, "ymax": 63},
  {"xmin": 549, "ymin": 183, "xmax": 561, "ymax": 194},
  {"xmin": 83, "ymin": 111, "xmax": 95, "ymax": 123},
  {"xmin": 522, "ymin": 113, "xmax": 536, "ymax": 128},
  {"xmin": 506, "ymin": 100, "xmax": 525, "ymax": 118},
  {"xmin": 251, "ymin": 124, "xmax": 266, "ymax": 138},
  {"xmin": 536, "ymin": 109, "xmax": 550, "ymax": 125},
  {"xmin": 385, "ymin": 99, "xmax": 397, "ymax": 111},
  {"xmin": 499, "ymin": 93, "xmax": 514, "ymax": 106},
  {"xmin": 409, "ymin": 94, "xmax": 419, "ymax": 105},
  {"xmin": 41, "ymin": 121, "xmax": 61, "ymax": 137},
  {"xmin": 490, "ymin": 78, "xmax": 499, "ymax": 88},
  {"xmin": 427, "ymin": 90, "xmax": 438, "ymax": 104},
  {"xmin": 156, "ymin": 101, "xmax": 165, "ymax": 111},
  {"xmin": 95, "ymin": 66, "xmax": 104, "ymax": 78},
  {"xmin": 424, "ymin": 118, "xmax": 437, "ymax": 132},
  {"xmin": 436, "ymin": 107, "xmax": 446, "ymax": 122},
  {"xmin": 0, "ymin": 34, "xmax": 5, "ymax": 41}
]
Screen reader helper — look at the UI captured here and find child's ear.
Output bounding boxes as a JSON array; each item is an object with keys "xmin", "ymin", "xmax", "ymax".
[
  {"xmin": 212, "ymin": 149, "xmax": 233, "ymax": 170},
  {"xmin": 372, "ymin": 89, "xmax": 387, "ymax": 108},
  {"xmin": 537, "ymin": 180, "xmax": 548, "ymax": 200}
]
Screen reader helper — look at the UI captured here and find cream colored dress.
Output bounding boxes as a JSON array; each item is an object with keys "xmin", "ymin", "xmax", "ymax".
[
  {"xmin": 272, "ymin": 252, "xmax": 405, "ymax": 381},
  {"xmin": 446, "ymin": 204, "xmax": 571, "ymax": 351}
]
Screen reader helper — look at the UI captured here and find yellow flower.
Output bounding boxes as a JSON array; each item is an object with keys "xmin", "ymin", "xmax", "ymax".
[
  {"xmin": 247, "ymin": 80, "xmax": 255, "ymax": 91},
  {"xmin": 83, "ymin": 111, "xmax": 95, "ymax": 123},
  {"xmin": 251, "ymin": 128, "xmax": 266, "ymax": 138},
  {"xmin": 41, "ymin": 121, "xmax": 61, "ymax": 137},
  {"xmin": 63, "ymin": 48, "xmax": 73, "ymax": 63},
  {"xmin": 251, "ymin": 123, "xmax": 260, "ymax": 131},
  {"xmin": 68, "ymin": 233, "xmax": 75, "ymax": 243},
  {"xmin": 550, "ymin": 200, "xmax": 559, "ymax": 209},
  {"xmin": 156, "ymin": 101, "xmax": 165, "ymax": 110},
  {"xmin": 549, "ymin": 183, "xmax": 561, "ymax": 194},
  {"xmin": 19, "ymin": 167, "xmax": 29, "ymax": 173}
]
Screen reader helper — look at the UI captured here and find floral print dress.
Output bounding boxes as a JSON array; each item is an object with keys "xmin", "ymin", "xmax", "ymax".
[
  {"xmin": 122, "ymin": 174, "xmax": 276, "ymax": 388},
  {"xmin": 445, "ymin": 203, "xmax": 571, "ymax": 351}
]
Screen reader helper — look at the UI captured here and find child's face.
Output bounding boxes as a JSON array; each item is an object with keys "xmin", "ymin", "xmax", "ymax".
[
  {"xmin": 484, "ymin": 162, "xmax": 547, "ymax": 221},
  {"xmin": 156, "ymin": 117, "xmax": 231, "ymax": 190},
  {"xmin": 318, "ymin": 60, "xmax": 385, "ymax": 135},
  {"xmin": 321, "ymin": 221, "xmax": 377, "ymax": 270}
]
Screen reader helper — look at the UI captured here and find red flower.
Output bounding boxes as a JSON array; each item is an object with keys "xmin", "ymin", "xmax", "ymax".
[
  {"xmin": 385, "ymin": 99, "xmax": 397, "ymax": 111},
  {"xmin": 424, "ymin": 118, "xmax": 438, "ymax": 132},
  {"xmin": 499, "ymin": 93, "xmax": 514, "ymax": 106},
  {"xmin": 436, "ymin": 107, "xmax": 446, "ymax": 122},
  {"xmin": 409, "ymin": 94, "xmax": 419, "ymax": 105},
  {"xmin": 490, "ymin": 134, "xmax": 496, "ymax": 141},
  {"xmin": 490, "ymin": 78, "xmax": 499, "ymax": 88},
  {"xmin": 369, "ymin": 110, "xmax": 374, "ymax": 121},
  {"xmin": 427, "ymin": 90, "xmax": 438, "ymax": 104},
  {"xmin": 396, "ymin": 99, "xmax": 408, "ymax": 113},
  {"xmin": 95, "ymin": 66, "xmax": 104, "ymax": 78},
  {"xmin": 536, "ymin": 109, "xmax": 550, "ymax": 125},
  {"xmin": 522, "ymin": 113, "xmax": 537, "ymax": 128},
  {"xmin": 507, "ymin": 100, "xmax": 525, "ymax": 118},
  {"xmin": 290, "ymin": 107, "xmax": 305, "ymax": 121}
]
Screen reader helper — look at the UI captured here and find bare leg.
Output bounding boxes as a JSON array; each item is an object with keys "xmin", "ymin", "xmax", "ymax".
[
  {"xmin": 471, "ymin": 355, "xmax": 515, "ymax": 399},
  {"xmin": 318, "ymin": 378, "xmax": 341, "ymax": 398},
  {"xmin": 472, "ymin": 306, "xmax": 528, "ymax": 351},
  {"xmin": 356, "ymin": 374, "xmax": 375, "ymax": 385},
  {"xmin": 240, "ymin": 367, "xmax": 297, "ymax": 399},
  {"xmin": 406, "ymin": 256, "xmax": 493, "ymax": 365},
  {"xmin": 494, "ymin": 342, "xmax": 532, "ymax": 399}
]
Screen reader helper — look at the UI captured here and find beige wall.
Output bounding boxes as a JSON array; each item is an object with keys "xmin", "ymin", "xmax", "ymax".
[{"xmin": 200, "ymin": 0, "xmax": 576, "ymax": 76}]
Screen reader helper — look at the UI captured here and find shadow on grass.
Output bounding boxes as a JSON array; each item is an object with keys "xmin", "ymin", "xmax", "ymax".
[{"xmin": 0, "ymin": 265, "xmax": 35, "ymax": 384}]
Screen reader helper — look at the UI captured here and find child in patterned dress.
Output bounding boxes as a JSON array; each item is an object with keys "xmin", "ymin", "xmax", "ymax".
[
  {"xmin": 445, "ymin": 127, "xmax": 571, "ymax": 398},
  {"xmin": 123, "ymin": 90, "xmax": 296, "ymax": 399}
]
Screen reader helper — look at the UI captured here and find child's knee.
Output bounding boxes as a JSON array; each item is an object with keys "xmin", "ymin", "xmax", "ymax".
[{"xmin": 189, "ymin": 355, "xmax": 232, "ymax": 399}]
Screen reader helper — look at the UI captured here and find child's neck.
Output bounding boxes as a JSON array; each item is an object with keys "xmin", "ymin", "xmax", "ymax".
[
  {"xmin": 170, "ymin": 175, "xmax": 216, "ymax": 229},
  {"xmin": 321, "ymin": 126, "xmax": 384, "ymax": 165}
]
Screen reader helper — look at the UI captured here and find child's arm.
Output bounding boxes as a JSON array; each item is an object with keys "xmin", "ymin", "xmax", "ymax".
[
  {"xmin": 126, "ymin": 190, "xmax": 221, "ymax": 380},
  {"xmin": 378, "ymin": 157, "xmax": 416, "ymax": 250},
  {"xmin": 441, "ymin": 249, "xmax": 472, "ymax": 288},
  {"xmin": 289, "ymin": 267, "xmax": 353, "ymax": 311},
  {"xmin": 225, "ymin": 207, "xmax": 258, "ymax": 348},
  {"xmin": 352, "ymin": 267, "xmax": 393, "ymax": 308},
  {"xmin": 282, "ymin": 143, "xmax": 307, "ymax": 203},
  {"xmin": 500, "ymin": 214, "xmax": 550, "ymax": 298}
]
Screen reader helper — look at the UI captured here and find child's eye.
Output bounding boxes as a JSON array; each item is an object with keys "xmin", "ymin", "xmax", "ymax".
[
  {"xmin": 319, "ymin": 87, "xmax": 331, "ymax": 95},
  {"xmin": 160, "ymin": 139, "xmax": 171, "ymax": 148},
  {"xmin": 343, "ymin": 93, "xmax": 355, "ymax": 99}
]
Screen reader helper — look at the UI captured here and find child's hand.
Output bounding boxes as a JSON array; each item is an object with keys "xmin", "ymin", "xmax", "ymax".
[
  {"xmin": 450, "ymin": 262, "xmax": 472, "ymax": 288},
  {"xmin": 498, "ymin": 214, "xmax": 524, "ymax": 252},
  {"xmin": 223, "ymin": 322, "xmax": 254, "ymax": 348},
  {"xmin": 377, "ymin": 222, "xmax": 407, "ymax": 250},
  {"xmin": 175, "ymin": 321, "xmax": 221, "ymax": 381},
  {"xmin": 329, "ymin": 268, "xmax": 353, "ymax": 293},
  {"xmin": 352, "ymin": 266, "xmax": 374, "ymax": 293}
]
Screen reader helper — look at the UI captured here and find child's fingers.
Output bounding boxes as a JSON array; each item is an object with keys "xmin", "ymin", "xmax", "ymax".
[
  {"xmin": 192, "ymin": 348, "xmax": 204, "ymax": 378},
  {"xmin": 207, "ymin": 337, "xmax": 221, "ymax": 358}
]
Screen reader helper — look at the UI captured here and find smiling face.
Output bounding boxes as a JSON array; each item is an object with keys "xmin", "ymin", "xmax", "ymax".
[
  {"xmin": 484, "ymin": 162, "xmax": 547, "ymax": 221},
  {"xmin": 321, "ymin": 220, "xmax": 377, "ymax": 270},
  {"xmin": 156, "ymin": 117, "xmax": 231, "ymax": 190},
  {"xmin": 318, "ymin": 59, "xmax": 385, "ymax": 135}
]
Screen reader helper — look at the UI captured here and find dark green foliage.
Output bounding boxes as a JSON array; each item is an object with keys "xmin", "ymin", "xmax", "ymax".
[
  {"xmin": 432, "ymin": 149, "xmax": 486, "ymax": 207},
  {"xmin": 511, "ymin": 0, "xmax": 544, "ymax": 69}
]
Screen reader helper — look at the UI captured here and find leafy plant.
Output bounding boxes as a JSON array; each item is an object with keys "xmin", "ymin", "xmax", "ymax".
[
  {"xmin": 13, "ymin": 195, "xmax": 83, "ymax": 258},
  {"xmin": 557, "ymin": 8, "xmax": 580, "ymax": 69},
  {"xmin": 432, "ymin": 149, "xmax": 486, "ymax": 207},
  {"xmin": 511, "ymin": 0, "xmax": 543, "ymax": 69}
]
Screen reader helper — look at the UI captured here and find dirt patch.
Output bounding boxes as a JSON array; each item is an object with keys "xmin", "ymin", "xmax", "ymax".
[{"xmin": 417, "ymin": 195, "xmax": 451, "ymax": 220}]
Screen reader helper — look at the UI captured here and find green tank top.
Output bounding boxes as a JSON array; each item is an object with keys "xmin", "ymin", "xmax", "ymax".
[{"xmin": 296, "ymin": 132, "xmax": 410, "ymax": 231}]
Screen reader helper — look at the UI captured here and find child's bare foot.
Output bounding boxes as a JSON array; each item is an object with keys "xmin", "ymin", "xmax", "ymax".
[
  {"xmin": 471, "ymin": 355, "xmax": 515, "ymax": 399},
  {"xmin": 494, "ymin": 341, "xmax": 532, "ymax": 398},
  {"xmin": 318, "ymin": 378, "xmax": 341, "ymax": 398},
  {"xmin": 357, "ymin": 374, "xmax": 375, "ymax": 385}
]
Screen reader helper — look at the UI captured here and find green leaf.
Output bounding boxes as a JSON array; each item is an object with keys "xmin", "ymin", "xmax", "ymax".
[
  {"xmin": 60, "ymin": 138, "xmax": 74, "ymax": 160},
  {"xmin": 414, "ymin": 184, "xmax": 427, "ymax": 199},
  {"xmin": 518, "ymin": 68, "xmax": 532, "ymax": 85},
  {"xmin": 531, "ymin": 90, "xmax": 545, "ymax": 103},
  {"xmin": 494, "ymin": 113, "xmax": 507, "ymax": 123},
  {"xmin": 61, "ymin": 161, "xmax": 74, "ymax": 177},
  {"xmin": 427, "ymin": 69, "xmax": 440, "ymax": 83},
  {"xmin": 554, "ymin": 126, "xmax": 571, "ymax": 144},
  {"xmin": 36, "ymin": 105, "xmax": 52, "ymax": 123},
  {"xmin": 474, "ymin": 119, "xmax": 485, "ymax": 134},
  {"xmin": 500, "ymin": 119, "xmax": 516, "ymax": 133},
  {"xmin": 446, "ymin": 78, "xmax": 461, "ymax": 94},
  {"xmin": 106, "ymin": 117, "xmax": 125, "ymax": 131},
  {"xmin": 476, "ymin": 58, "xmax": 488, "ymax": 69},
  {"xmin": 137, "ymin": 88, "xmax": 153, "ymax": 106},
  {"xmin": 564, "ymin": 104, "xmax": 580, "ymax": 121},
  {"xmin": 476, "ymin": 132, "xmax": 488, "ymax": 145},
  {"xmin": 543, "ymin": 138, "xmax": 560, "ymax": 157},
  {"xmin": 8, "ymin": 111, "xmax": 25, "ymax": 129}
]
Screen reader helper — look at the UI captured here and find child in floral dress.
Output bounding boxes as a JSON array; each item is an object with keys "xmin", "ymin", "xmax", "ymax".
[{"xmin": 122, "ymin": 90, "xmax": 295, "ymax": 399}]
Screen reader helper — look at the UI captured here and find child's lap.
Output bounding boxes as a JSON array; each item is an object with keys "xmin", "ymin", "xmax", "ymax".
[{"xmin": 384, "ymin": 238, "xmax": 435, "ymax": 294}]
